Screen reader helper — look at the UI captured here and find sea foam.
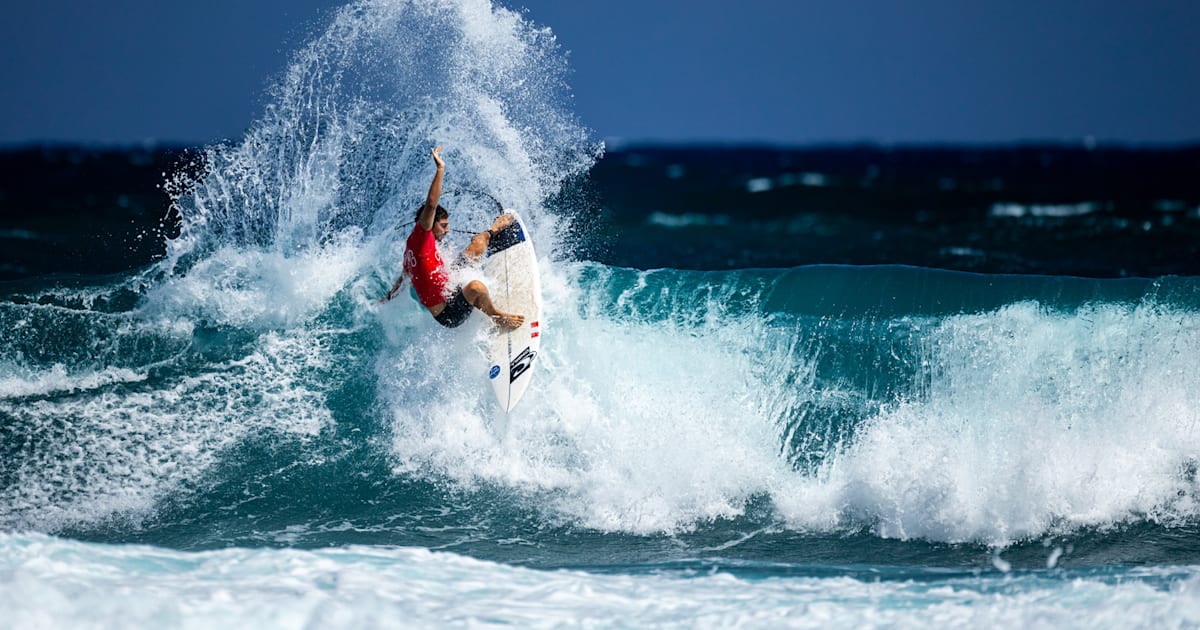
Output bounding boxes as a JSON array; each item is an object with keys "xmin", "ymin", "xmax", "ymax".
[{"xmin": 3, "ymin": 533, "xmax": 1200, "ymax": 629}]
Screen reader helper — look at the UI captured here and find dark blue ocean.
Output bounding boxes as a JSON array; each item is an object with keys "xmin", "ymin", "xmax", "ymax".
[{"xmin": 3, "ymin": 1, "xmax": 1200, "ymax": 627}]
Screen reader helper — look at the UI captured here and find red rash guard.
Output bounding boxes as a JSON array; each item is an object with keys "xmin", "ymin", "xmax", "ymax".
[{"xmin": 404, "ymin": 224, "xmax": 450, "ymax": 307}]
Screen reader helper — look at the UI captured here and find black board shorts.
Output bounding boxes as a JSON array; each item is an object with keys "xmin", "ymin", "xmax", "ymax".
[{"xmin": 434, "ymin": 287, "xmax": 472, "ymax": 328}]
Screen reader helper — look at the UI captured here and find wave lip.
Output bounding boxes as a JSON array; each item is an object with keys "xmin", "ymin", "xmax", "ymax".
[{"xmin": 776, "ymin": 299, "xmax": 1200, "ymax": 545}]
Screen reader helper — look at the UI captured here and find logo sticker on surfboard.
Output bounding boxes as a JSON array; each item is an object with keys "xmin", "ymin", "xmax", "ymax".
[
  {"xmin": 509, "ymin": 347, "xmax": 536, "ymax": 383},
  {"xmin": 489, "ymin": 365, "xmax": 501, "ymax": 379}
]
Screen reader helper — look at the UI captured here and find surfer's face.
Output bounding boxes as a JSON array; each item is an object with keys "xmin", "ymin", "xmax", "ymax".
[{"xmin": 433, "ymin": 217, "xmax": 449, "ymax": 241}]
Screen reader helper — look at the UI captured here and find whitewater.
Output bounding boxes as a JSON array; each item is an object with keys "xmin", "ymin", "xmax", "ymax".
[{"xmin": 3, "ymin": 0, "xmax": 1200, "ymax": 627}]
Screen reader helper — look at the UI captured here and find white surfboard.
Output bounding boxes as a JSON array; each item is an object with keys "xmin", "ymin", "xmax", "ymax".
[{"xmin": 482, "ymin": 211, "xmax": 543, "ymax": 412}]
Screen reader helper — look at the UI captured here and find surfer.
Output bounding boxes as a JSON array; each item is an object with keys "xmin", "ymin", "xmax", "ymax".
[{"xmin": 379, "ymin": 146, "xmax": 525, "ymax": 330}]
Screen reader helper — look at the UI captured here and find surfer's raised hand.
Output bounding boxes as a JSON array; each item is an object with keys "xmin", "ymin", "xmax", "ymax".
[{"xmin": 418, "ymin": 147, "xmax": 446, "ymax": 231}]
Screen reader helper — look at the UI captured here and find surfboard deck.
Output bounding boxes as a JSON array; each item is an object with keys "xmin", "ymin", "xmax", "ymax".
[{"xmin": 481, "ymin": 211, "xmax": 542, "ymax": 412}]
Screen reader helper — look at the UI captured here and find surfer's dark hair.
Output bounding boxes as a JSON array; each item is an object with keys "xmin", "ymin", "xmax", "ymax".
[{"xmin": 415, "ymin": 204, "xmax": 450, "ymax": 222}]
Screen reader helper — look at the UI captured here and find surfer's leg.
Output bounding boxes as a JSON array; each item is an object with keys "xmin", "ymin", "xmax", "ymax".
[
  {"xmin": 461, "ymin": 213, "xmax": 516, "ymax": 263},
  {"xmin": 489, "ymin": 212, "xmax": 515, "ymax": 233},
  {"xmin": 462, "ymin": 232, "xmax": 491, "ymax": 263},
  {"xmin": 461, "ymin": 280, "xmax": 524, "ymax": 329}
]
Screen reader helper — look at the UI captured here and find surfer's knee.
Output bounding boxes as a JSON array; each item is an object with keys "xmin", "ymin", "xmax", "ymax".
[{"xmin": 462, "ymin": 279, "xmax": 488, "ymax": 304}]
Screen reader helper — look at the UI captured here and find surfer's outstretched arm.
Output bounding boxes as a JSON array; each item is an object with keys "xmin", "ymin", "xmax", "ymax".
[
  {"xmin": 416, "ymin": 146, "xmax": 445, "ymax": 231},
  {"xmin": 379, "ymin": 273, "xmax": 405, "ymax": 304}
]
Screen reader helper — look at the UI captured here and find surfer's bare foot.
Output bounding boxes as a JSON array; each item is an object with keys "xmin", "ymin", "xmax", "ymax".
[
  {"xmin": 492, "ymin": 312, "xmax": 524, "ymax": 330},
  {"xmin": 490, "ymin": 213, "xmax": 515, "ymax": 233}
]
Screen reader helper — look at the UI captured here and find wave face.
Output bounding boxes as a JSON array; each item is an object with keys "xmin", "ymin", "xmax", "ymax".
[{"xmin": 5, "ymin": 261, "xmax": 1200, "ymax": 555}]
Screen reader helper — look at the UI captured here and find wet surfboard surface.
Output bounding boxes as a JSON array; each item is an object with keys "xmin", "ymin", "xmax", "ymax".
[{"xmin": 482, "ymin": 211, "xmax": 543, "ymax": 412}]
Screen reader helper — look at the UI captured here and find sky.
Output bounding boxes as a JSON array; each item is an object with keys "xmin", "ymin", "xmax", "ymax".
[{"xmin": 1, "ymin": 0, "xmax": 1197, "ymax": 146}]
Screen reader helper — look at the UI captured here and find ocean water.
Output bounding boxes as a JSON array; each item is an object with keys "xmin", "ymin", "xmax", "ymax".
[{"xmin": 4, "ymin": 0, "xmax": 1200, "ymax": 627}]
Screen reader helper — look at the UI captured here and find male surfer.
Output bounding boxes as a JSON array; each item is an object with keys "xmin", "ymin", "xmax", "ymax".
[{"xmin": 379, "ymin": 146, "xmax": 524, "ymax": 330}]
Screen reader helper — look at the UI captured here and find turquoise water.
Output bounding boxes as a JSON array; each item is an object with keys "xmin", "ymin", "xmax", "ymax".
[
  {"xmin": 6, "ymin": 261, "xmax": 1200, "ymax": 626},
  {"xmin": 3, "ymin": 0, "xmax": 1200, "ymax": 626}
]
